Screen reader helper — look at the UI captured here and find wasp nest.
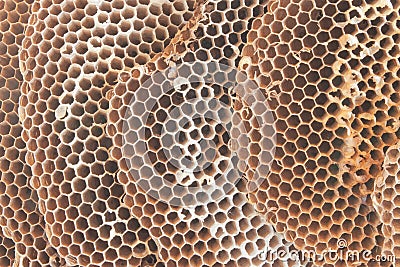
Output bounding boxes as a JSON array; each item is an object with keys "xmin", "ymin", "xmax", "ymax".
[
  {"xmin": 0, "ymin": 229, "xmax": 14, "ymax": 266},
  {"xmin": 106, "ymin": 0, "xmax": 304, "ymax": 266},
  {"xmin": 373, "ymin": 142, "xmax": 400, "ymax": 266},
  {"xmin": 1, "ymin": 0, "xmax": 66, "ymax": 265},
  {"xmin": 17, "ymin": 0, "xmax": 198, "ymax": 265},
  {"xmin": 240, "ymin": 0, "xmax": 399, "ymax": 266},
  {"xmin": 0, "ymin": 0, "xmax": 400, "ymax": 266}
]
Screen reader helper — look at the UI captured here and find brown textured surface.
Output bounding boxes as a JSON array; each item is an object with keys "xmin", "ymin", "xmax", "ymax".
[
  {"xmin": 0, "ymin": 0, "xmax": 64, "ymax": 265},
  {"xmin": 106, "ymin": 1, "xmax": 304, "ymax": 266},
  {"xmin": 18, "ymin": 0, "xmax": 196, "ymax": 265},
  {"xmin": 0, "ymin": 228, "xmax": 15, "ymax": 266},
  {"xmin": 373, "ymin": 142, "xmax": 400, "ymax": 266},
  {"xmin": 240, "ymin": 0, "xmax": 399, "ymax": 266},
  {"xmin": 0, "ymin": 0, "xmax": 399, "ymax": 266}
]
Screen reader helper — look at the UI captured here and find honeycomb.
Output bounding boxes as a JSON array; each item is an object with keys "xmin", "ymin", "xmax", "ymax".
[
  {"xmin": 240, "ymin": 0, "xmax": 400, "ymax": 265},
  {"xmin": 106, "ymin": 0, "xmax": 306, "ymax": 265},
  {"xmin": 373, "ymin": 142, "xmax": 400, "ymax": 265},
  {"xmin": 0, "ymin": 229, "xmax": 14, "ymax": 266},
  {"xmin": 0, "ymin": 0, "xmax": 399, "ymax": 266},
  {"xmin": 0, "ymin": 0, "xmax": 65, "ymax": 265},
  {"xmin": 17, "ymin": 0, "xmax": 198, "ymax": 265},
  {"xmin": 107, "ymin": 56, "xmax": 303, "ymax": 265}
]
